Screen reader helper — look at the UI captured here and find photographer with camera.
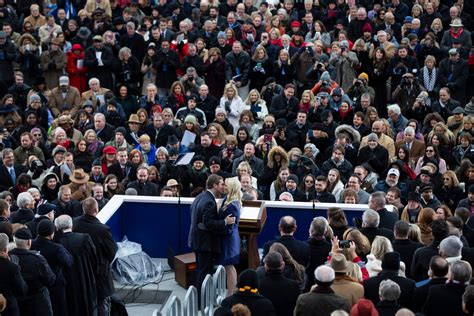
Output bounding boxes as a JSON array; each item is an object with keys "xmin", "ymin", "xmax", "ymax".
[
  {"xmin": 306, "ymin": 54, "xmax": 336, "ymax": 84},
  {"xmin": 387, "ymin": 45, "xmax": 419, "ymax": 92},
  {"xmin": 290, "ymin": 42, "xmax": 319, "ymax": 94},
  {"xmin": 179, "ymin": 66, "xmax": 204, "ymax": 96},
  {"xmin": 347, "ymin": 73, "xmax": 375, "ymax": 110},
  {"xmin": 310, "ymin": 70, "xmax": 339, "ymax": 95},
  {"xmin": 329, "ymin": 41, "xmax": 359, "ymax": 91},
  {"xmin": 392, "ymin": 71, "xmax": 425, "ymax": 114}
]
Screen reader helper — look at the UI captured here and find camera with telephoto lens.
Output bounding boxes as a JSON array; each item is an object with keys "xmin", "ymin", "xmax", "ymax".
[
  {"xmin": 316, "ymin": 62, "xmax": 323, "ymax": 69},
  {"xmin": 354, "ymin": 79, "xmax": 363, "ymax": 87},
  {"xmin": 339, "ymin": 240, "xmax": 351, "ymax": 248}
]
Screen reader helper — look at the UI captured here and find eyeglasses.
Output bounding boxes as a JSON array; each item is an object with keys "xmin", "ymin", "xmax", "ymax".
[{"xmin": 33, "ymin": 133, "xmax": 41, "ymax": 137}]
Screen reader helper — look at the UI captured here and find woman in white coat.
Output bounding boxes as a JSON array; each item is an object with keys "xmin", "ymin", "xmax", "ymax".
[{"xmin": 219, "ymin": 83, "xmax": 249, "ymax": 133}]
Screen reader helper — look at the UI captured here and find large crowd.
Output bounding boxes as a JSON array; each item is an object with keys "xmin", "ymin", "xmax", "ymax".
[{"xmin": 0, "ymin": 0, "xmax": 472, "ymax": 314}]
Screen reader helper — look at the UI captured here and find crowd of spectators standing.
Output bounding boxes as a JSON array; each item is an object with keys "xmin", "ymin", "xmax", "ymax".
[{"xmin": 0, "ymin": 0, "xmax": 472, "ymax": 314}]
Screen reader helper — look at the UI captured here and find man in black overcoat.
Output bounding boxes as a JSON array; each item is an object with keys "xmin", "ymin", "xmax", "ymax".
[
  {"xmin": 31, "ymin": 220, "xmax": 73, "ymax": 316},
  {"xmin": 73, "ymin": 197, "xmax": 117, "ymax": 316},
  {"xmin": 55, "ymin": 214, "xmax": 98, "ymax": 316}
]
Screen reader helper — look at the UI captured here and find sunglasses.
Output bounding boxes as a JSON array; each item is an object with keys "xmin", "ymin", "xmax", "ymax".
[
  {"xmin": 426, "ymin": 149, "xmax": 434, "ymax": 152},
  {"xmin": 305, "ymin": 180, "xmax": 314, "ymax": 183}
]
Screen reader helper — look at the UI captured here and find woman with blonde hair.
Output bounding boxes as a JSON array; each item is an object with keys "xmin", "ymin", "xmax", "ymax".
[
  {"xmin": 207, "ymin": 123, "xmax": 227, "ymax": 146},
  {"xmin": 243, "ymin": 89, "xmax": 268, "ymax": 127},
  {"xmin": 217, "ymin": 177, "xmax": 242, "ymax": 296},
  {"xmin": 219, "ymin": 83, "xmax": 248, "ymax": 133},
  {"xmin": 437, "ymin": 170, "xmax": 463, "ymax": 210},
  {"xmin": 417, "ymin": 207, "xmax": 436, "ymax": 245},
  {"xmin": 364, "ymin": 106, "xmax": 379, "ymax": 128},
  {"xmin": 435, "ymin": 205, "xmax": 453, "ymax": 220},
  {"xmin": 366, "ymin": 236, "xmax": 406, "ymax": 277}
]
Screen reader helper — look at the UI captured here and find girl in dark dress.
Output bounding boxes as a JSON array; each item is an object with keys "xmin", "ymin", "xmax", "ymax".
[{"xmin": 217, "ymin": 177, "xmax": 241, "ymax": 296}]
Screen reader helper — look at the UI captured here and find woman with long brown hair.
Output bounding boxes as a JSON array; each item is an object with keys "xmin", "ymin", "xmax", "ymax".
[{"xmin": 417, "ymin": 207, "xmax": 436, "ymax": 245}]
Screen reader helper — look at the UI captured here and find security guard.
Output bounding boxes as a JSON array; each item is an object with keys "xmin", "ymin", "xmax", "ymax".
[
  {"xmin": 9, "ymin": 227, "xmax": 56, "ymax": 316},
  {"xmin": 31, "ymin": 219, "xmax": 73, "ymax": 316}
]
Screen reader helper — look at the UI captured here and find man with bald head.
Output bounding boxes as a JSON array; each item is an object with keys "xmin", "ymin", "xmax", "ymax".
[{"xmin": 262, "ymin": 216, "xmax": 310, "ymax": 266}]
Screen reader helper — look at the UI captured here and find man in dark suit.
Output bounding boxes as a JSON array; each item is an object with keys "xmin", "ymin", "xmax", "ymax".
[
  {"xmin": 262, "ymin": 216, "xmax": 310, "ymax": 266},
  {"xmin": 360, "ymin": 209, "xmax": 394, "ymax": 244},
  {"xmin": 392, "ymin": 220, "xmax": 423, "ymax": 279},
  {"xmin": 188, "ymin": 174, "xmax": 235, "ymax": 293},
  {"xmin": 259, "ymin": 252, "xmax": 301, "ymax": 316},
  {"xmin": 107, "ymin": 149, "xmax": 138, "ymax": 183},
  {"xmin": 0, "ymin": 148, "xmax": 28, "ymax": 191},
  {"xmin": 423, "ymin": 260, "xmax": 471, "ymax": 316},
  {"xmin": 0, "ymin": 232, "xmax": 28, "ymax": 316},
  {"xmin": 363, "ymin": 252, "xmax": 416, "ymax": 310},
  {"xmin": 412, "ymin": 256, "xmax": 448, "ymax": 312},
  {"xmin": 144, "ymin": 113, "xmax": 175, "ymax": 149},
  {"xmin": 73, "ymin": 197, "xmax": 117, "ymax": 316},
  {"xmin": 369, "ymin": 191, "xmax": 398, "ymax": 231}
]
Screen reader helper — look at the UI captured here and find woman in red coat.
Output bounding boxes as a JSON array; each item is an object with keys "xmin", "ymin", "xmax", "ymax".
[{"xmin": 66, "ymin": 44, "xmax": 88, "ymax": 93}]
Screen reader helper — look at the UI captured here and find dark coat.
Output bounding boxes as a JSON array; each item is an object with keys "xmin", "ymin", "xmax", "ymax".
[
  {"xmin": 144, "ymin": 123, "xmax": 175, "ymax": 149},
  {"xmin": 127, "ymin": 180, "xmax": 159, "ymax": 196},
  {"xmin": 269, "ymin": 94, "xmax": 299, "ymax": 121},
  {"xmin": 224, "ymin": 50, "xmax": 251, "ymax": 86},
  {"xmin": 119, "ymin": 33, "xmax": 146, "ymax": 63},
  {"xmin": 376, "ymin": 300, "xmax": 402, "ymax": 316},
  {"xmin": 259, "ymin": 271, "xmax": 301, "ymax": 316},
  {"xmin": 412, "ymin": 277, "xmax": 447, "ymax": 312},
  {"xmin": 363, "ymin": 270, "xmax": 416, "ymax": 309},
  {"xmin": 31, "ymin": 236, "xmax": 73, "ymax": 316},
  {"xmin": 9, "ymin": 248, "xmax": 56, "ymax": 316},
  {"xmin": 25, "ymin": 216, "xmax": 50, "ymax": 238},
  {"xmin": 203, "ymin": 57, "xmax": 226, "ymax": 99},
  {"xmin": 0, "ymin": 257, "xmax": 28, "ymax": 316},
  {"xmin": 358, "ymin": 145, "xmax": 390, "ymax": 176},
  {"xmin": 0, "ymin": 163, "xmax": 28, "ymax": 191},
  {"xmin": 84, "ymin": 45, "xmax": 115, "ymax": 90},
  {"xmin": 320, "ymin": 158, "xmax": 353, "ymax": 183},
  {"xmin": 153, "ymin": 48, "xmax": 179, "ymax": 89},
  {"xmin": 51, "ymin": 199, "xmax": 83, "ymax": 218},
  {"xmin": 377, "ymin": 208, "xmax": 398, "ymax": 231},
  {"xmin": 221, "ymin": 291, "xmax": 276, "ymax": 316},
  {"xmin": 438, "ymin": 58, "xmax": 469, "ymax": 105},
  {"xmin": 73, "ymin": 214, "xmax": 117, "ymax": 299},
  {"xmin": 9, "ymin": 208, "xmax": 34, "ymax": 224},
  {"xmin": 56, "ymin": 231, "xmax": 98, "ymax": 316},
  {"xmin": 107, "ymin": 162, "xmax": 137, "ymax": 183},
  {"xmin": 294, "ymin": 286, "xmax": 351, "ymax": 316},
  {"xmin": 189, "ymin": 190, "xmax": 224, "ymax": 253},
  {"xmin": 262, "ymin": 235, "xmax": 310, "ymax": 267},
  {"xmin": 314, "ymin": 191, "xmax": 337, "ymax": 203},
  {"xmin": 392, "ymin": 239, "xmax": 424, "ymax": 280},
  {"xmin": 423, "ymin": 282, "xmax": 467, "ymax": 316},
  {"xmin": 410, "ymin": 241, "xmax": 440, "ymax": 282},
  {"xmin": 305, "ymin": 237, "xmax": 331, "ymax": 291},
  {"xmin": 360, "ymin": 227, "xmax": 394, "ymax": 244}
]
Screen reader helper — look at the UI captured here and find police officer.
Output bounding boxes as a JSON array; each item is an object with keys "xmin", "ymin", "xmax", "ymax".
[
  {"xmin": 31, "ymin": 219, "xmax": 73, "ymax": 316},
  {"xmin": 0, "ymin": 232, "xmax": 28, "ymax": 316},
  {"xmin": 9, "ymin": 227, "xmax": 56, "ymax": 316},
  {"xmin": 25, "ymin": 203, "xmax": 56, "ymax": 238}
]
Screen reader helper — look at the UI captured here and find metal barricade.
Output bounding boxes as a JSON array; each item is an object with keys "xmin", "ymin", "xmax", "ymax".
[
  {"xmin": 159, "ymin": 295, "xmax": 182, "ymax": 316},
  {"xmin": 213, "ymin": 265, "xmax": 227, "ymax": 306},
  {"xmin": 183, "ymin": 286, "xmax": 198, "ymax": 316},
  {"xmin": 201, "ymin": 274, "xmax": 215, "ymax": 316}
]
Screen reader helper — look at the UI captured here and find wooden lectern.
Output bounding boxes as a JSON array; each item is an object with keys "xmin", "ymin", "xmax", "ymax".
[{"xmin": 238, "ymin": 200, "xmax": 267, "ymax": 270}]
